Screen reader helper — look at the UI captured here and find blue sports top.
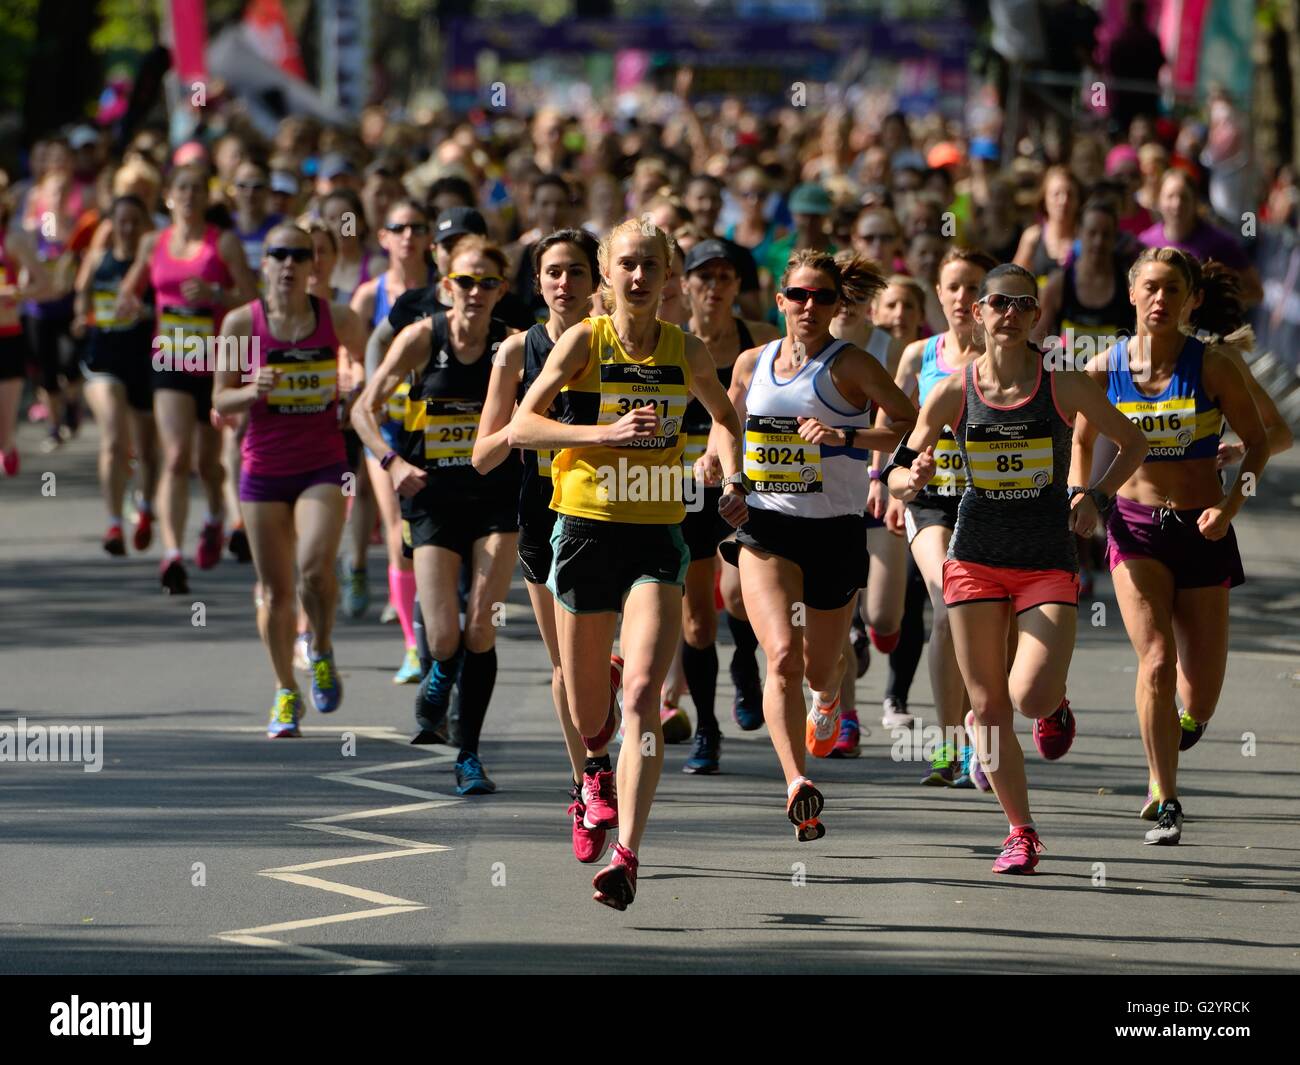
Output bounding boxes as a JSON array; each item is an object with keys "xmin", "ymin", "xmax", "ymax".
[{"xmin": 1107, "ymin": 336, "xmax": 1221, "ymax": 462}]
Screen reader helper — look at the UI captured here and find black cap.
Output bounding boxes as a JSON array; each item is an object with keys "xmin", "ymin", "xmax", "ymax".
[
  {"xmin": 684, "ymin": 238, "xmax": 741, "ymax": 274},
  {"xmin": 434, "ymin": 206, "xmax": 487, "ymax": 245}
]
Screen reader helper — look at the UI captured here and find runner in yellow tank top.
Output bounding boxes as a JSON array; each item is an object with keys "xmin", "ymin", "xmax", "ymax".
[{"xmin": 508, "ymin": 219, "xmax": 747, "ymax": 911}]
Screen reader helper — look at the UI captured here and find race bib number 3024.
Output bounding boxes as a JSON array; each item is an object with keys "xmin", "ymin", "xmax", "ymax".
[{"xmin": 744, "ymin": 415, "xmax": 822, "ymax": 493}]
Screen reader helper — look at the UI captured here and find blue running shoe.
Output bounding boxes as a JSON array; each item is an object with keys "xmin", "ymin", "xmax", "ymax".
[
  {"xmin": 683, "ymin": 728, "xmax": 721, "ymax": 774},
  {"xmin": 267, "ymin": 688, "xmax": 303, "ymax": 738},
  {"xmin": 341, "ymin": 565, "xmax": 369, "ymax": 619},
  {"xmin": 953, "ymin": 745, "xmax": 976, "ymax": 788},
  {"xmin": 454, "ymin": 753, "xmax": 496, "ymax": 795},
  {"xmin": 310, "ymin": 650, "xmax": 343, "ymax": 713},
  {"xmin": 393, "ymin": 646, "xmax": 422, "ymax": 684},
  {"xmin": 415, "ymin": 651, "xmax": 463, "ymax": 734}
]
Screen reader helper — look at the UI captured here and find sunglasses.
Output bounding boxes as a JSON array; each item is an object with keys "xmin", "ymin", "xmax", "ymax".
[
  {"xmin": 265, "ymin": 246, "xmax": 313, "ymax": 263},
  {"xmin": 979, "ymin": 293, "xmax": 1039, "ymax": 314},
  {"xmin": 447, "ymin": 273, "xmax": 504, "ymax": 291},
  {"xmin": 781, "ymin": 286, "xmax": 838, "ymax": 307},
  {"xmin": 384, "ymin": 222, "xmax": 430, "ymax": 236}
]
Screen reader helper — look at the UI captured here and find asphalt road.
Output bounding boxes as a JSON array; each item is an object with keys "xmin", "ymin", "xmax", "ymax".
[{"xmin": 2, "ymin": 419, "xmax": 1298, "ymax": 974}]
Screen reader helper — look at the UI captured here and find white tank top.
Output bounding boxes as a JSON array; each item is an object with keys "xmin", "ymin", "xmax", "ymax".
[
  {"xmin": 743, "ymin": 337, "xmax": 876, "ymax": 519},
  {"xmin": 865, "ymin": 326, "xmax": 891, "ymax": 368}
]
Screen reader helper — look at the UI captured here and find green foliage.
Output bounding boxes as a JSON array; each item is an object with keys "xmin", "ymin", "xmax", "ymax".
[{"xmin": 0, "ymin": 0, "xmax": 39, "ymax": 111}]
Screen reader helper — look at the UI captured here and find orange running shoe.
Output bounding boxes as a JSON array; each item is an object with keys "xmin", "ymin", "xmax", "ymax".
[
  {"xmin": 805, "ymin": 694, "xmax": 841, "ymax": 758},
  {"xmin": 786, "ymin": 777, "xmax": 825, "ymax": 842}
]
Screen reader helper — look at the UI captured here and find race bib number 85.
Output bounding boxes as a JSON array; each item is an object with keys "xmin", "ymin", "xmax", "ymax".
[{"xmin": 965, "ymin": 420, "xmax": 1053, "ymax": 499}]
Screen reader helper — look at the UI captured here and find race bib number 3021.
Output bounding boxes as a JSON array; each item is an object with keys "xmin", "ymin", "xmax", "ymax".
[
  {"xmin": 744, "ymin": 415, "xmax": 822, "ymax": 493},
  {"xmin": 597, "ymin": 363, "xmax": 688, "ymax": 450},
  {"xmin": 965, "ymin": 420, "xmax": 1053, "ymax": 499}
]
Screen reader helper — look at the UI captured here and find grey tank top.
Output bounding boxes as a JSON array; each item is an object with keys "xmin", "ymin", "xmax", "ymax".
[{"xmin": 948, "ymin": 357, "xmax": 1077, "ymax": 573}]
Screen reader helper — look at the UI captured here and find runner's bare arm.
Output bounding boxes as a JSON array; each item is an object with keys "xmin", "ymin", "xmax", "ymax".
[
  {"xmin": 472, "ymin": 331, "xmax": 525, "ymax": 474},
  {"xmin": 886, "ymin": 372, "xmax": 963, "ymax": 502},
  {"xmin": 352, "ymin": 318, "xmax": 432, "ymax": 460},
  {"xmin": 212, "ymin": 305, "xmax": 263, "ymax": 414}
]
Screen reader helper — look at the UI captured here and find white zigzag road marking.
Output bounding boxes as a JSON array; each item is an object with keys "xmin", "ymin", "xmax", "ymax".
[{"xmin": 213, "ymin": 733, "xmax": 460, "ymax": 972}]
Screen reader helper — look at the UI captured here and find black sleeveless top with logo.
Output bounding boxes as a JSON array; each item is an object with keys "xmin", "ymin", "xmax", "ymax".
[
  {"xmin": 949, "ymin": 356, "xmax": 1077, "ymax": 573},
  {"xmin": 518, "ymin": 322, "xmax": 559, "ymax": 529},
  {"xmin": 88, "ymin": 250, "xmax": 154, "ymax": 365},
  {"xmin": 680, "ymin": 317, "xmax": 752, "ymax": 475},
  {"xmin": 400, "ymin": 311, "xmax": 518, "ymax": 510}
]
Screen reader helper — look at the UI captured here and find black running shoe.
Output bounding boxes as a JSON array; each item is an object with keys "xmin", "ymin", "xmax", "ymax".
[
  {"xmin": 1178, "ymin": 711, "xmax": 1206, "ymax": 752},
  {"xmin": 1143, "ymin": 798, "xmax": 1183, "ymax": 845},
  {"xmin": 160, "ymin": 557, "xmax": 189, "ymax": 595},
  {"xmin": 683, "ymin": 728, "xmax": 721, "ymax": 774},
  {"xmin": 228, "ymin": 526, "xmax": 252, "ymax": 564}
]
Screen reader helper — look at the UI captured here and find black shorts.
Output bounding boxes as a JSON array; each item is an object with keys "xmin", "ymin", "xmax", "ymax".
[
  {"xmin": 26, "ymin": 311, "xmax": 80, "ymax": 391},
  {"xmin": 401, "ymin": 493, "xmax": 518, "ymax": 561},
  {"xmin": 547, "ymin": 514, "xmax": 689, "ymax": 614},
  {"xmin": 152, "ymin": 369, "xmax": 213, "ymax": 422},
  {"xmin": 905, "ymin": 493, "xmax": 960, "ymax": 544},
  {"xmin": 82, "ymin": 330, "xmax": 154, "ymax": 413},
  {"xmin": 342, "ymin": 428, "xmax": 363, "ymax": 472},
  {"xmin": 720, "ymin": 506, "xmax": 867, "ymax": 611},
  {"xmin": 518, "ymin": 504, "xmax": 558, "ymax": 584},
  {"xmin": 0, "ymin": 332, "xmax": 28, "ymax": 381},
  {"xmin": 681, "ymin": 486, "xmax": 731, "ymax": 562}
]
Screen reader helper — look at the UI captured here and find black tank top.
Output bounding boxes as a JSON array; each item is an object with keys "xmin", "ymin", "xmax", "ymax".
[
  {"xmin": 949, "ymin": 357, "xmax": 1077, "ymax": 573},
  {"xmin": 1059, "ymin": 259, "xmax": 1135, "ymax": 342},
  {"xmin": 517, "ymin": 323, "xmax": 557, "ymax": 524},
  {"xmin": 682, "ymin": 317, "xmax": 752, "ymax": 436},
  {"xmin": 89, "ymin": 250, "xmax": 153, "ymax": 357},
  {"xmin": 402, "ymin": 311, "xmax": 518, "ymax": 503}
]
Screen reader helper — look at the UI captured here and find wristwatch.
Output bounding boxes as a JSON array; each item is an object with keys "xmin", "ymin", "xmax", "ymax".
[
  {"xmin": 722, "ymin": 472, "xmax": 750, "ymax": 494},
  {"xmin": 379, "ymin": 450, "xmax": 399, "ymax": 470}
]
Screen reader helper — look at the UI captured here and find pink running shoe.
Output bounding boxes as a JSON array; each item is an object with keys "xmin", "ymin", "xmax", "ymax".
[
  {"xmin": 581, "ymin": 768, "xmax": 618, "ymax": 830},
  {"xmin": 195, "ymin": 519, "xmax": 224, "ymax": 570},
  {"xmin": 592, "ymin": 842, "xmax": 638, "ymax": 910},
  {"xmin": 1032, "ymin": 698, "xmax": 1076, "ymax": 760},
  {"xmin": 964, "ymin": 711, "xmax": 992, "ymax": 792},
  {"xmin": 991, "ymin": 827, "xmax": 1044, "ymax": 874},
  {"xmin": 567, "ymin": 784, "xmax": 609, "ymax": 864}
]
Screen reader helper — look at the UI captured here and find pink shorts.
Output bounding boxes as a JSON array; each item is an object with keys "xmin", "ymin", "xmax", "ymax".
[{"xmin": 943, "ymin": 559, "xmax": 1080, "ymax": 614}]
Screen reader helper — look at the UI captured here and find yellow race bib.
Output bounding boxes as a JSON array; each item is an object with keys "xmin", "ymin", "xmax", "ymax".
[
  {"xmin": 92, "ymin": 290, "xmax": 131, "ymax": 332},
  {"xmin": 1115, "ymin": 397, "xmax": 1198, "ymax": 457},
  {"xmin": 744, "ymin": 415, "xmax": 822, "ymax": 493},
  {"xmin": 681, "ymin": 432, "xmax": 708, "ymax": 474},
  {"xmin": 928, "ymin": 429, "xmax": 968, "ymax": 496},
  {"xmin": 596, "ymin": 361, "xmax": 688, "ymax": 450},
  {"xmin": 964, "ymin": 420, "xmax": 1053, "ymax": 499},
  {"xmin": 421, "ymin": 398, "xmax": 480, "ymax": 467},
  {"xmin": 266, "ymin": 348, "xmax": 336, "ymax": 414}
]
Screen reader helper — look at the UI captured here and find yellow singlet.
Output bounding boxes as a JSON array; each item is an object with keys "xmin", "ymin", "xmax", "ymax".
[{"xmin": 550, "ymin": 315, "xmax": 692, "ymax": 525}]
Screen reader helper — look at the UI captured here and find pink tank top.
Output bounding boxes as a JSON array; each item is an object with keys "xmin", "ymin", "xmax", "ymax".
[
  {"xmin": 242, "ymin": 296, "xmax": 347, "ymax": 477},
  {"xmin": 150, "ymin": 224, "xmax": 233, "ymax": 375},
  {"xmin": 0, "ymin": 233, "xmax": 21, "ymax": 337}
]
